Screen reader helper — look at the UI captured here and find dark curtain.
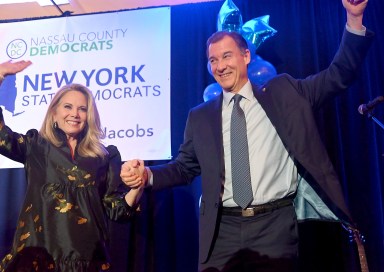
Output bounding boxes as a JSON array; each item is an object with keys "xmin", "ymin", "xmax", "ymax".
[{"xmin": 1, "ymin": 0, "xmax": 383, "ymax": 271}]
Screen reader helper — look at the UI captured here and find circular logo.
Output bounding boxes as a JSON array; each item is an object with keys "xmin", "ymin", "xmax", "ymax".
[{"xmin": 6, "ymin": 39, "xmax": 28, "ymax": 59}]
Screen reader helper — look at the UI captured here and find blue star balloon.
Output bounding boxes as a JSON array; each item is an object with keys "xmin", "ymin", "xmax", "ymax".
[
  {"xmin": 217, "ymin": 0, "xmax": 243, "ymax": 32},
  {"xmin": 242, "ymin": 15, "xmax": 277, "ymax": 51},
  {"xmin": 217, "ymin": 0, "xmax": 277, "ymax": 51}
]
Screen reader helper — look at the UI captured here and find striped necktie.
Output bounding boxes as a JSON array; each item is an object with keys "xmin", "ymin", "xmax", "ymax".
[{"xmin": 230, "ymin": 94, "xmax": 253, "ymax": 209}]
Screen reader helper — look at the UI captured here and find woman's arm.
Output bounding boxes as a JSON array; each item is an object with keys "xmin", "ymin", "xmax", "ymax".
[
  {"xmin": 103, "ymin": 145, "xmax": 143, "ymax": 221},
  {"xmin": 0, "ymin": 60, "xmax": 32, "ymax": 84}
]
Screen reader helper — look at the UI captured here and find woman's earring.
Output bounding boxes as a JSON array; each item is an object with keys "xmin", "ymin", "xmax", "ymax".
[{"xmin": 53, "ymin": 121, "xmax": 58, "ymax": 129}]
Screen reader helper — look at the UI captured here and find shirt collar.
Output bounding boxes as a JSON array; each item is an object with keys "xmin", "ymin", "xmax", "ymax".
[{"xmin": 223, "ymin": 80, "xmax": 253, "ymax": 106}]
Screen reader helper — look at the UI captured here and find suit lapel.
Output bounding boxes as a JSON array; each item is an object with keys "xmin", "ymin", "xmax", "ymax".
[
  {"xmin": 253, "ymin": 84, "xmax": 275, "ymax": 121},
  {"xmin": 206, "ymin": 94, "xmax": 225, "ymax": 179},
  {"xmin": 210, "ymin": 93, "xmax": 224, "ymax": 160}
]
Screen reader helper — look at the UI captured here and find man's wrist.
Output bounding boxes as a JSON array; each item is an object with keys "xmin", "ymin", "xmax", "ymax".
[
  {"xmin": 346, "ymin": 22, "xmax": 366, "ymax": 36},
  {"xmin": 145, "ymin": 166, "xmax": 153, "ymax": 187},
  {"xmin": 0, "ymin": 73, "xmax": 4, "ymax": 84}
]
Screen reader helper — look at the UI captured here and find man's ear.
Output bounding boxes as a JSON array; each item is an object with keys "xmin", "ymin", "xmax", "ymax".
[{"xmin": 244, "ymin": 49, "xmax": 251, "ymax": 65}]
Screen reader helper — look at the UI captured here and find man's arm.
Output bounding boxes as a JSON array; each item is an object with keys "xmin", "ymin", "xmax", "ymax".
[{"xmin": 343, "ymin": 0, "xmax": 367, "ymax": 31}]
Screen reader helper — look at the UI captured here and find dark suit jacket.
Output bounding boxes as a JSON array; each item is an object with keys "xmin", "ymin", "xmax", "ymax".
[{"xmin": 150, "ymin": 29, "xmax": 374, "ymax": 264}]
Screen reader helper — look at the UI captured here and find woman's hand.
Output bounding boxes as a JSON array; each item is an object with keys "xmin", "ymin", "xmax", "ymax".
[{"xmin": 0, "ymin": 60, "xmax": 32, "ymax": 78}]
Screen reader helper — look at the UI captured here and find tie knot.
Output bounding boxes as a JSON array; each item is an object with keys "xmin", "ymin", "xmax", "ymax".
[{"xmin": 232, "ymin": 94, "xmax": 243, "ymax": 105}]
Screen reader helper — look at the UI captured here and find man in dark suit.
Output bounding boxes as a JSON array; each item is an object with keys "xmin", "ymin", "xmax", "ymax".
[{"xmin": 121, "ymin": 0, "xmax": 373, "ymax": 271}]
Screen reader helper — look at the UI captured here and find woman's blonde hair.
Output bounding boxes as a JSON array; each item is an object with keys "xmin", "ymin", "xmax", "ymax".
[{"xmin": 39, "ymin": 83, "xmax": 108, "ymax": 158}]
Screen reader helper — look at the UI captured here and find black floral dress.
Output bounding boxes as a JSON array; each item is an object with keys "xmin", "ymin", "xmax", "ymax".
[{"xmin": 0, "ymin": 107, "xmax": 134, "ymax": 271}]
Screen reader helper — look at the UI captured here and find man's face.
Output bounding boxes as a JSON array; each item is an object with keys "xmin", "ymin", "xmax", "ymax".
[{"xmin": 208, "ymin": 35, "xmax": 250, "ymax": 94}]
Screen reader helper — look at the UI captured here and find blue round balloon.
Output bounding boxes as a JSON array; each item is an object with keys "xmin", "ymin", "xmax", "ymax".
[
  {"xmin": 207, "ymin": 61, "xmax": 213, "ymax": 76},
  {"xmin": 203, "ymin": 83, "xmax": 222, "ymax": 102},
  {"xmin": 247, "ymin": 55, "xmax": 277, "ymax": 85}
]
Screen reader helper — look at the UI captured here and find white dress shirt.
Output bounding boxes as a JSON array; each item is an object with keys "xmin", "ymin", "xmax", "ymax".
[{"xmin": 222, "ymin": 81, "xmax": 297, "ymax": 207}]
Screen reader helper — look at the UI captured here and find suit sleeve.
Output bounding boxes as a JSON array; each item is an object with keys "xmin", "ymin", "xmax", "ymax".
[
  {"xmin": 151, "ymin": 109, "xmax": 201, "ymax": 190},
  {"xmin": 290, "ymin": 29, "xmax": 374, "ymax": 110}
]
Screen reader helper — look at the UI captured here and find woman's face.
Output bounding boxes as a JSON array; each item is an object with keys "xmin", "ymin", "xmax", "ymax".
[{"xmin": 53, "ymin": 90, "xmax": 87, "ymax": 139}]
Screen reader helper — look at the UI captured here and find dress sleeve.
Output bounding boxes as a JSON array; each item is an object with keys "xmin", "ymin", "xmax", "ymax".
[
  {"xmin": 0, "ymin": 107, "xmax": 37, "ymax": 163},
  {"xmin": 102, "ymin": 145, "xmax": 137, "ymax": 221}
]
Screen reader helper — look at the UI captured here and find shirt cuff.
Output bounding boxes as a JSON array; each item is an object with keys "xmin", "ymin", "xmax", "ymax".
[
  {"xmin": 146, "ymin": 166, "xmax": 153, "ymax": 187},
  {"xmin": 346, "ymin": 23, "xmax": 366, "ymax": 36}
]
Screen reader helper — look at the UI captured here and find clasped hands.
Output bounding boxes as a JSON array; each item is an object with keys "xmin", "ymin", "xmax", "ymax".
[{"xmin": 120, "ymin": 159, "xmax": 148, "ymax": 189}]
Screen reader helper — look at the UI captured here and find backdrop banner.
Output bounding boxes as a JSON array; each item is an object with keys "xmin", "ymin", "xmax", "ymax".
[{"xmin": 0, "ymin": 7, "xmax": 171, "ymax": 168}]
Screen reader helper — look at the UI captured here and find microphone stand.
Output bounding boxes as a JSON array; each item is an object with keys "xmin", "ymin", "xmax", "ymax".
[
  {"xmin": 366, "ymin": 112, "xmax": 384, "ymax": 158},
  {"xmin": 50, "ymin": 0, "xmax": 73, "ymax": 17},
  {"xmin": 367, "ymin": 112, "xmax": 384, "ymax": 130}
]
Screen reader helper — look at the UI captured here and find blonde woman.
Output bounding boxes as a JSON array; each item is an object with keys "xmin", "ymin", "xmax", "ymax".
[{"xmin": 0, "ymin": 60, "xmax": 142, "ymax": 271}]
